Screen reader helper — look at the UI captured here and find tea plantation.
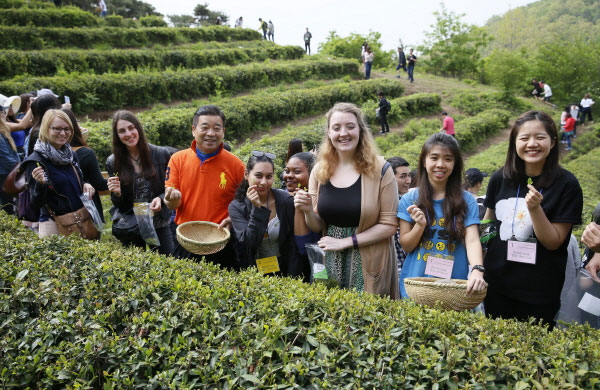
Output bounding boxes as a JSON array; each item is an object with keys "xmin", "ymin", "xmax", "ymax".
[{"xmin": 2, "ymin": 1, "xmax": 600, "ymax": 388}]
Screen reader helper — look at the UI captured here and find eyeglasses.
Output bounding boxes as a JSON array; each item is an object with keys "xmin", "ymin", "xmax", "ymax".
[
  {"xmin": 252, "ymin": 150, "xmax": 276, "ymax": 160},
  {"xmin": 50, "ymin": 126, "xmax": 72, "ymax": 134}
]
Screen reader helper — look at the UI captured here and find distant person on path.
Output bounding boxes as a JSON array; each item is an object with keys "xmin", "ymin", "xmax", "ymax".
[
  {"xmin": 98, "ymin": 0, "xmax": 107, "ymax": 17},
  {"xmin": 570, "ymin": 103, "xmax": 579, "ymax": 136},
  {"xmin": 364, "ymin": 48, "xmax": 374, "ymax": 80},
  {"xmin": 541, "ymin": 81, "xmax": 553, "ymax": 104},
  {"xmin": 267, "ymin": 20, "xmax": 274, "ymax": 41},
  {"xmin": 234, "ymin": 16, "xmax": 243, "ymax": 28},
  {"xmin": 396, "ymin": 47, "xmax": 407, "ymax": 77},
  {"xmin": 407, "ymin": 49, "xmax": 417, "ymax": 83},
  {"xmin": 304, "ymin": 28, "xmax": 312, "ymax": 55},
  {"xmin": 377, "ymin": 91, "xmax": 390, "ymax": 134},
  {"xmin": 164, "ymin": 105, "xmax": 245, "ymax": 269},
  {"xmin": 258, "ymin": 18, "xmax": 268, "ymax": 39},
  {"xmin": 440, "ymin": 111, "xmax": 455, "ymax": 137},
  {"xmin": 580, "ymin": 93, "xmax": 595, "ymax": 125},
  {"xmin": 531, "ymin": 79, "xmax": 543, "ymax": 100},
  {"xmin": 563, "ymin": 111, "xmax": 575, "ymax": 151}
]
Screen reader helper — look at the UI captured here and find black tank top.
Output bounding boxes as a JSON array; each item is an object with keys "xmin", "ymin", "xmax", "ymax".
[{"xmin": 317, "ymin": 176, "xmax": 362, "ymax": 227}]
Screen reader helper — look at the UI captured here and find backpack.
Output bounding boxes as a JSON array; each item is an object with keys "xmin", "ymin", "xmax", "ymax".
[{"xmin": 385, "ymin": 99, "xmax": 391, "ymax": 113}]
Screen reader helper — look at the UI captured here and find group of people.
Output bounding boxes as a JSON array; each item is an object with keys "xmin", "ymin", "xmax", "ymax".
[
  {"xmin": 0, "ymin": 87, "xmax": 596, "ymax": 329},
  {"xmin": 257, "ymin": 18, "xmax": 275, "ymax": 41},
  {"xmin": 396, "ymin": 47, "xmax": 417, "ymax": 83},
  {"xmin": 558, "ymin": 93, "xmax": 595, "ymax": 150}
]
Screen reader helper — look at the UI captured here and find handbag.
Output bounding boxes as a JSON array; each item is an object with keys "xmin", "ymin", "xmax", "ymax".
[
  {"xmin": 17, "ymin": 189, "xmax": 40, "ymax": 221},
  {"xmin": 111, "ymin": 209, "xmax": 141, "ymax": 243},
  {"xmin": 51, "ymin": 206, "xmax": 100, "ymax": 240},
  {"xmin": 3, "ymin": 163, "xmax": 26, "ymax": 195}
]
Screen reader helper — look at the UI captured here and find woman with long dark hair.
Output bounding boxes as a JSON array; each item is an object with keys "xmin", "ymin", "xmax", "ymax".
[
  {"xmin": 27, "ymin": 94, "xmax": 61, "ymax": 157},
  {"xmin": 397, "ymin": 133, "xmax": 486, "ymax": 298},
  {"xmin": 229, "ymin": 151, "xmax": 303, "ymax": 276},
  {"xmin": 106, "ymin": 110, "xmax": 173, "ymax": 254},
  {"xmin": 483, "ymin": 111, "xmax": 583, "ymax": 328}
]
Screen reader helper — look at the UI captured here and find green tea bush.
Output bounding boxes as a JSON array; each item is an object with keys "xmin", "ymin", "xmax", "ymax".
[
  {"xmin": 0, "ymin": 6, "xmax": 99, "ymax": 27},
  {"xmin": 138, "ymin": 14, "xmax": 167, "ymax": 28},
  {"xmin": 562, "ymin": 124, "xmax": 600, "ymax": 163},
  {"xmin": 0, "ymin": 45, "xmax": 305, "ymax": 79},
  {"xmin": 0, "ymin": 0, "xmax": 54, "ymax": 8},
  {"xmin": 450, "ymin": 90, "xmax": 531, "ymax": 115},
  {"xmin": 361, "ymin": 93, "xmax": 442, "ymax": 126},
  {"xmin": 563, "ymin": 147, "xmax": 600, "ymax": 226},
  {"xmin": 0, "ymin": 59, "xmax": 359, "ymax": 113},
  {"xmin": 85, "ymin": 79, "xmax": 404, "ymax": 166},
  {"xmin": 464, "ymin": 141, "xmax": 508, "ymax": 174},
  {"xmin": 0, "ymin": 26, "xmax": 262, "ymax": 50},
  {"xmin": 1, "ymin": 213, "xmax": 600, "ymax": 388}
]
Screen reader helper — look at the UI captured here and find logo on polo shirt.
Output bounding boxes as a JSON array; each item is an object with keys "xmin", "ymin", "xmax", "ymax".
[{"xmin": 219, "ymin": 172, "xmax": 227, "ymax": 189}]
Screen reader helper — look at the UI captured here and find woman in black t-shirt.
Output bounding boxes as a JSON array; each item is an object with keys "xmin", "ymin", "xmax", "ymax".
[{"xmin": 483, "ymin": 110, "xmax": 583, "ymax": 328}]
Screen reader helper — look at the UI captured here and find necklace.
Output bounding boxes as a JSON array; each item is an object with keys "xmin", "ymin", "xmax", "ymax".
[{"xmin": 130, "ymin": 154, "xmax": 141, "ymax": 164}]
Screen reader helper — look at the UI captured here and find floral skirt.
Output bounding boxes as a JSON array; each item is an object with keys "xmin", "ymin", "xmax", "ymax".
[{"xmin": 326, "ymin": 224, "xmax": 364, "ymax": 292}]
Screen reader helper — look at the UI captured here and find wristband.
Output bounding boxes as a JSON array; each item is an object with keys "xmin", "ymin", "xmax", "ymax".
[
  {"xmin": 472, "ymin": 265, "xmax": 485, "ymax": 273},
  {"xmin": 351, "ymin": 234, "xmax": 359, "ymax": 250}
]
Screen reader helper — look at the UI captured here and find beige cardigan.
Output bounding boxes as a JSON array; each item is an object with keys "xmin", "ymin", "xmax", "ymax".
[{"xmin": 309, "ymin": 157, "xmax": 399, "ymax": 299}]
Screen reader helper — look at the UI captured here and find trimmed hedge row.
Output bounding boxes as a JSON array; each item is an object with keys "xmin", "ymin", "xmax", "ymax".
[
  {"xmin": 0, "ymin": 0, "xmax": 54, "ymax": 8},
  {"xmin": 563, "ymin": 147, "xmax": 600, "ymax": 226},
  {"xmin": 0, "ymin": 45, "xmax": 305, "ymax": 79},
  {"xmin": 0, "ymin": 59, "xmax": 359, "ymax": 113},
  {"xmin": 361, "ymin": 92, "xmax": 442, "ymax": 125},
  {"xmin": 0, "ymin": 26, "xmax": 262, "ymax": 50},
  {"xmin": 2, "ymin": 214, "xmax": 600, "ymax": 388},
  {"xmin": 84, "ymin": 79, "xmax": 405, "ymax": 167},
  {"xmin": 464, "ymin": 140, "xmax": 508, "ymax": 174},
  {"xmin": 377, "ymin": 108, "xmax": 512, "ymax": 166},
  {"xmin": 562, "ymin": 123, "xmax": 600, "ymax": 163},
  {"xmin": 0, "ymin": 7, "xmax": 99, "ymax": 27},
  {"xmin": 450, "ymin": 90, "xmax": 532, "ymax": 115}
]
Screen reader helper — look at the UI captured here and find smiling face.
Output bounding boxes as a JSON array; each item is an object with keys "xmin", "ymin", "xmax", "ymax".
[
  {"xmin": 47, "ymin": 117, "xmax": 72, "ymax": 150},
  {"xmin": 283, "ymin": 156, "xmax": 310, "ymax": 192},
  {"xmin": 515, "ymin": 120, "xmax": 555, "ymax": 176},
  {"xmin": 424, "ymin": 145, "xmax": 455, "ymax": 187},
  {"xmin": 116, "ymin": 119, "xmax": 139, "ymax": 150},
  {"xmin": 193, "ymin": 115, "xmax": 224, "ymax": 154},
  {"xmin": 394, "ymin": 166, "xmax": 412, "ymax": 195},
  {"xmin": 246, "ymin": 161, "xmax": 274, "ymax": 196},
  {"xmin": 327, "ymin": 111, "xmax": 360, "ymax": 155}
]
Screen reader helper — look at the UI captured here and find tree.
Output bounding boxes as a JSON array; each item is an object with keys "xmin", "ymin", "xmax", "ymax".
[
  {"xmin": 193, "ymin": 3, "xmax": 228, "ymax": 26},
  {"xmin": 419, "ymin": 4, "xmax": 490, "ymax": 79},
  {"xmin": 64, "ymin": 0, "xmax": 160, "ymax": 18},
  {"xmin": 318, "ymin": 31, "xmax": 394, "ymax": 69},
  {"xmin": 168, "ymin": 14, "xmax": 196, "ymax": 27},
  {"xmin": 483, "ymin": 49, "xmax": 530, "ymax": 95}
]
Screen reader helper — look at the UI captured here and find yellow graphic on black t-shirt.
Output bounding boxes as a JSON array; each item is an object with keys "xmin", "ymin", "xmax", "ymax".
[
  {"xmin": 435, "ymin": 241, "xmax": 446, "ymax": 251},
  {"xmin": 219, "ymin": 172, "xmax": 227, "ymax": 189},
  {"xmin": 424, "ymin": 240, "xmax": 434, "ymax": 250},
  {"xmin": 438, "ymin": 218, "xmax": 445, "ymax": 227}
]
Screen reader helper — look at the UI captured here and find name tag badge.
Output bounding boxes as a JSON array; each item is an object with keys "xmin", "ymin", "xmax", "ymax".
[
  {"xmin": 507, "ymin": 238, "xmax": 537, "ymax": 264},
  {"xmin": 256, "ymin": 256, "xmax": 280, "ymax": 274},
  {"xmin": 424, "ymin": 255, "xmax": 454, "ymax": 279}
]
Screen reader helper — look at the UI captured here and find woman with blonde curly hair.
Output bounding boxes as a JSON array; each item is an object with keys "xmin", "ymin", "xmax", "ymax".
[{"xmin": 294, "ymin": 102, "xmax": 399, "ymax": 298}]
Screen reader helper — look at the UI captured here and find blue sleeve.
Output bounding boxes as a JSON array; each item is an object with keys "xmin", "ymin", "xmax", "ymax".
[
  {"xmin": 464, "ymin": 191, "xmax": 480, "ymax": 226},
  {"xmin": 397, "ymin": 190, "xmax": 417, "ymax": 222},
  {"xmin": 294, "ymin": 233, "xmax": 320, "ymax": 255}
]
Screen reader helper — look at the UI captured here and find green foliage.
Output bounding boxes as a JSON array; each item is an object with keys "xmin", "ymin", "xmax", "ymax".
[
  {"xmin": 0, "ymin": 45, "xmax": 305, "ymax": 79},
  {"xmin": 362, "ymin": 93, "xmax": 442, "ymax": 127},
  {"xmin": 419, "ymin": 4, "xmax": 490, "ymax": 79},
  {"xmin": 0, "ymin": 6, "xmax": 99, "ymax": 27},
  {"xmin": 0, "ymin": 0, "xmax": 55, "ymax": 8},
  {"xmin": 563, "ymin": 124, "xmax": 600, "ymax": 162},
  {"xmin": 318, "ymin": 30, "xmax": 395, "ymax": 69},
  {"xmin": 168, "ymin": 14, "xmax": 196, "ymax": 28},
  {"xmin": 564, "ymin": 147, "xmax": 600, "ymax": 225},
  {"xmin": 450, "ymin": 90, "xmax": 532, "ymax": 115},
  {"xmin": 63, "ymin": 0, "xmax": 160, "ymax": 19},
  {"xmin": 2, "ymin": 213, "xmax": 600, "ymax": 388},
  {"xmin": 0, "ymin": 58, "xmax": 354, "ymax": 113},
  {"xmin": 84, "ymin": 79, "xmax": 404, "ymax": 167},
  {"xmin": 193, "ymin": 2, "xmax": 228, "ymax": 26},
  {"xmin": 464, "ymin": 141, "xmax": 508, "ymax": 174},
  {"xmin": 483, "ymin": 48, "xmax": 531, "ymax": 94},
  {"xmin": 138, "ymin": 14, "xmax": 167, "ymax": 27},
  {"xmin": 0, "ymin": 25, "xmax": 262, "ymax": 50},
  {"xmin": 103, "ymin": 14, "xmax": 127, "ymax": 27}
]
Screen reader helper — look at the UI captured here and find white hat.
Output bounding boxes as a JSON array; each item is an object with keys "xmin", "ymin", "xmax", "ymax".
[
  {"xmin": 36, "ymin": 88, "xmax": 58, "ymax": 97},
  {"xmin": 0, "ymin": 94, "xmax": 21, "ymax": 112}
]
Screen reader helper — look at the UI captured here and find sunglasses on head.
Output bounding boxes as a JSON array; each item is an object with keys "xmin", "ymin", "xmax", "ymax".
[{"xmin": 251, "ymin": 150, "xmax": 276, "ymax": 160}]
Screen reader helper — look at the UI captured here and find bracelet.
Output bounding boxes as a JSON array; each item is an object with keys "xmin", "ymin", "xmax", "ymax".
[{"xmin": 351, "ymin": 234, "xmax": 359, "ymax": 250}]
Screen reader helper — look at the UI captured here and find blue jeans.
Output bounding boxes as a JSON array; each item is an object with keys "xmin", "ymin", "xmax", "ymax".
[
  {"xmin": 365, "ymin": 61, "xmax": 372, "ymax": 79},
  {"xmin": 407, "ymin": 65, "xmax": 415, "ymax": 82},
  {"xmin": 565, "ymin": 131, "xmax": 573, "ymax": 149}
]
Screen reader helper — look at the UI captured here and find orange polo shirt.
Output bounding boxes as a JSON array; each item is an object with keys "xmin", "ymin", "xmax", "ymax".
[{"xmin": 165, "ymin": 141, "xmax": 245, "ymax": 225}]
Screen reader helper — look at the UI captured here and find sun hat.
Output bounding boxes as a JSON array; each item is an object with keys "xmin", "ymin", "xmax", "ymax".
[
  {"xmin": 0, "ymin": 94, "xmax": 21, "ymax": 112},
  {"xmin": 36, "ymin": 88, "xmax": 59, "ymax": 97}
]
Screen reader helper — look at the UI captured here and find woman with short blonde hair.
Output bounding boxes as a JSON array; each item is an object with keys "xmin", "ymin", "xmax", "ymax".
[{"xmin": 294, "ymin": 102, "xmax": 399, "ymax": 298}]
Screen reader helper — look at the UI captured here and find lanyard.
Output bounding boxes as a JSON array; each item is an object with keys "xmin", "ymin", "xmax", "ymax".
[{"xmin": 511, "ymin": 184, "xmax": 543, "ymax": 239}]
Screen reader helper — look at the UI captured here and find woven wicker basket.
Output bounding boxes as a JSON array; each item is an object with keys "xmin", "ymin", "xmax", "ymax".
[
  {"xmin": 176, "ymin": 221, "xmax": 230, "ymax": 255},
  {"xmin": 404, "ymin": 277, "xmax": 487, "ymax": 311}
]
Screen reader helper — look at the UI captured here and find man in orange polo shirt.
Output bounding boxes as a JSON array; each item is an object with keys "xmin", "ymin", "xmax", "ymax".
[{"xmin": 165, "ymin": 105, "xmax": 245, "ymax": 268}]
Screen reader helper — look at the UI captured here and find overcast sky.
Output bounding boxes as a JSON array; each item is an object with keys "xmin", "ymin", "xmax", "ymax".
[{"xmin": 147, "ymin": 0, "xmax": 536, "ymax": 52}]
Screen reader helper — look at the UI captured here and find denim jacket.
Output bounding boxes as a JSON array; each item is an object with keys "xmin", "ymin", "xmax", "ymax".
[{"xmin": 0, "ymin": 134, "xmax": 19, "ymax": 175}]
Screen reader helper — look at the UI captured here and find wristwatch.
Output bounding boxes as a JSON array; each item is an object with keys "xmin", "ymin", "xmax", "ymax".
[{"xmin": 472, "ymin": 265, "xmax": 485, "ymax": 273}]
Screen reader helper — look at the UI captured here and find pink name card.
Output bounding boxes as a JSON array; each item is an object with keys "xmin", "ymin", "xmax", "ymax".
[
  {"xmin": 507, "ymin": 240, "xmax": 537, "ymax": 264},
  {"xmin": 425, "ymin": 256, "xmax": 454, "ymax": 279}
]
